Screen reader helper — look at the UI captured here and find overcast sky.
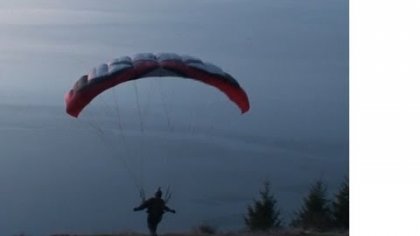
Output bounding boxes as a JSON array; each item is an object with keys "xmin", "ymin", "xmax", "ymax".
[{"xmin": 0, "ymin": 0, "xmax": 348, "ymax": 235}]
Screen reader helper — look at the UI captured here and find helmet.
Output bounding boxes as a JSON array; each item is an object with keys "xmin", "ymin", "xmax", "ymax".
[{"xmin": 155, "ymin": 188, "xmax": 162, "ymax": 198}]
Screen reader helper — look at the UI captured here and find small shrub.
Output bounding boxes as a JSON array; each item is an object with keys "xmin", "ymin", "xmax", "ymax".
[{"xmin": 194, "ymin": 223, "xmax": 217, "ymax": 234}]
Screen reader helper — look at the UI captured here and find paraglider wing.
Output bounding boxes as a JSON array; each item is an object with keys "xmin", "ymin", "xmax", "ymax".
[{"xmin": 65, "ymin": 53, "xmax": 250, "ymax": 117}]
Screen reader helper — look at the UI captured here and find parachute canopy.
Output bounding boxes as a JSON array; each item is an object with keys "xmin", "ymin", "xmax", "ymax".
[{"xmin": 65, "ymin": 53, "xmax": 250, "ymax": 117}]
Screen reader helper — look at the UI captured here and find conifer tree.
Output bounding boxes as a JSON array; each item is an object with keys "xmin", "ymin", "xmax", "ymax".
[
  {"xmin": 244, "ymin": 181, "xmax": 282, "ymax": 231},
  {"xmin": 291, "ymin": 180, "xmax": 332, "ymax": 231},
  {"xmin": 332, "ymin": 178, "xmax": 349, "ymax": 229}
]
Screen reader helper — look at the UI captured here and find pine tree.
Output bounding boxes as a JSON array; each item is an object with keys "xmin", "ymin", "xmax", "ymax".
[
  {"xmin": 244, "ymin": 181, "xmax": 282, "ymax": 231},
  {"xmin": 291, "ymin": 180, "xmax": 332, "ymax": 231},
  {"xmin": 332, "ymin": 178, "xmax": 349, "ymax": 229}
]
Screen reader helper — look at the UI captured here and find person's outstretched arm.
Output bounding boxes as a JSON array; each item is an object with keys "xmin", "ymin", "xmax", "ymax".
[
  {"xmin": 164, "ymin": 205, "xmax": 176, "ymax": 213},
  {"xmin": 133, "ymin": 200, "xmax": 150, "ymax": 211}
]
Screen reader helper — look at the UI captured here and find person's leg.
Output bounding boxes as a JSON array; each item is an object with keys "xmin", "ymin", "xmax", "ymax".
[{"xmin": 148, "ymin": 215, "xmax": 158, "ymax": 236}]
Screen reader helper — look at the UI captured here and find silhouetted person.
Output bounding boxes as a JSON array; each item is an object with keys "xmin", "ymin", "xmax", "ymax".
[{"xmin": 133, "ymin": 188, "xmax": 176, "ymax": 236}]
